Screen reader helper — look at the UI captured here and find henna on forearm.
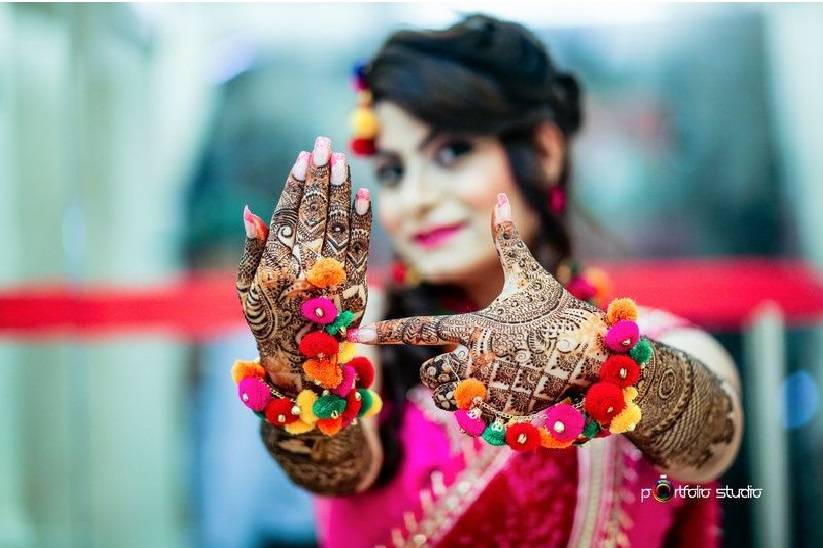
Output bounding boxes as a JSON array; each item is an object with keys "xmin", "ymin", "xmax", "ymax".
[
  {"xmin": 260, "ymin": 417, "xmax": 374, "ymax": 495},
  {"xmin": 626, "ymin": 340, "xmax": 736, "ymax": 471}
]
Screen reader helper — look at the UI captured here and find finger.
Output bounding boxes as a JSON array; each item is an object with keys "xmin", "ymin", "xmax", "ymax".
[
  {"xmin": 432, "ymin": 381, "xmax": 459, "ymax": 411},
  {"xmin": 346, "ymin": 187, "xmax": 372, "ymax": 284},
  {"xmin": 492, "ymin": 192, "xmax": 541, "ymax": 281},
  {"xmin": 419, "ymin": 348, "xmax": 467, "ymax": 389},
  {"xmin": 321, "ymin": 152, "xmax": 351, "ymax": 262},
  {"xmin": 295, "ymin": 136, "xmax": 332, "ymax": 269},
  {"xmin": 237, "ymin": 205, "xmax": 268, "ymax": 299},
  {"xmin": 352, "ymin": 314, "xmax": 472, "ymax": 346},
  {"xmin": 264, "ymin": 151, "xmax": 309, "ymax": 267}
]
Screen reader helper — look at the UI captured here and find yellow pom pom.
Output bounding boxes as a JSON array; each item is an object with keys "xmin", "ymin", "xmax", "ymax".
[
  {"xmin": 364, "ymin": 391, "xmax": 383, "ymax": 417},
  {"xmin": 231, "ymin": 360, "xmax": 265, "ymax": 384},
  {"xmin": 539, "ymin": 427, "xmax": 574, "ymax": 449},
  {"xmin": 351, "ymin": 107, "xmax": 380, "ymax": 139},
  {"xmin": 609, "ymin": 401, "xmax": 642, "ymax": 434},
  {"xmin": 454, "ymin": 378, "xmax": 487, "ymax": 410},
  {"xmin": 296, "ymin": 390, "xmax": 319, "ymax": 424},
  {"xmin": 606, "ymin": 297, "xmax": 638, "ymax": 326},
  {"xmin": 284, "ymin": 419, "xmax": 315, "ymax": 435},
  {"xmin": 306, "ymin": 257, "xmax": 346, "ymax": 288},
  {"xmin": 337, "ymin": 342, "xmax": 357, "ymax": 364},
  {"xmin": 623, "ymin": 386, "xmax": 638, "ymax": 402}
]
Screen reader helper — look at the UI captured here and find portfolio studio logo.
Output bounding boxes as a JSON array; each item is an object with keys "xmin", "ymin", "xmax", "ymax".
[{"xmin": 640, "ymin": 474, "xmax": 763, "ymax": 503}]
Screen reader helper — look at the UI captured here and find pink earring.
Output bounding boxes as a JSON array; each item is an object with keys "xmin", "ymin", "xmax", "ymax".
[{"xmin": 549, "ymin": 186, "xmax": 566, "ymax": 214}]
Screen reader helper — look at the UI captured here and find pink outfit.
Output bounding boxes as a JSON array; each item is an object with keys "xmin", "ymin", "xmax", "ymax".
[{"xmin": 314, "ymin": 308, "xmax": 720, "ymax": 547}]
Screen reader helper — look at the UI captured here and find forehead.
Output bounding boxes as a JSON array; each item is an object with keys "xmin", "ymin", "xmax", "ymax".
[{"xmin": 374, "ymin": 102, "xmax": 428, "ymax": 154}]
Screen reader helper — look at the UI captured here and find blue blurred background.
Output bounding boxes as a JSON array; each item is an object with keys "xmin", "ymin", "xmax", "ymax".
[{"xmin": 1, "ymin": 2, "xmax": 822, "ymax": 547}]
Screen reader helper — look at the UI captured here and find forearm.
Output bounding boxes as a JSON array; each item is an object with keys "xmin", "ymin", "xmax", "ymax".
[
  {"xmin": 625, "ymin": 338, "xmax": 742, "ymax": 482},
  {"xmin": 260, "ymin": 417, "xmax": 381, "ymax": 495}
]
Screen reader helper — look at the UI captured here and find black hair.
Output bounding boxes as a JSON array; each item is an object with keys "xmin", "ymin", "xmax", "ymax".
[{"xmin": 365, "ymin": 14, "xmax": 583, "ymax": 486}]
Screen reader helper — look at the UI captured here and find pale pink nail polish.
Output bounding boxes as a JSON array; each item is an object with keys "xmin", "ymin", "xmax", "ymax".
[
  {"xmin": 331, "ymin": 153, "xmax": 346, "ymax": 186},
  {"xmin": 292, "ymin": 151, "xmax": 309, "ymax": 181},
  {"xmin": 353, "ymin": 327, "xmax": 376, "ymax": 343},
  {"xmin": 243, "ymin": 205, "xmax": 257, "ymax": 239},
  {"xmin": 355, "ymin": 187, "xmax": 371, "ymax": 215},
  {"xmin": 495, "ymin": 192, "xmax": 512, "ymax": 223},
  {"xmin": 313, "ymin": 136, "xmax": 331, "ymax": 166}
]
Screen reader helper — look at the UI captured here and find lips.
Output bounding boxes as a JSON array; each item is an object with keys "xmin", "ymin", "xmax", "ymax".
[{"xmin": 412, "ymin": 221, "xmax": 466, "ymax": 249}]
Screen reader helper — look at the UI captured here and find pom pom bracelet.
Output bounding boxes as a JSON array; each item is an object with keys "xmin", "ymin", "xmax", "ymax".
[
  {"xmin": 232, "ymin": 257, "xmax": 381, "ymax": 437},
  {"xmin": 451, "ymin": 297, "xmax": 650, "ymax": 452}
]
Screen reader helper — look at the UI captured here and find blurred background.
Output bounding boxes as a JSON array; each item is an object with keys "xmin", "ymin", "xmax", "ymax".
[{"xmin": 1, "ymin": 2, "xmax": 823, "ymax": 547}]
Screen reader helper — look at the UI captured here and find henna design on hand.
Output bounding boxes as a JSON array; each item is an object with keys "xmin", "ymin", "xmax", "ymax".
[
  {"xmin": 360, "ymin": 196, "xmax": 609, "ymax": 418},
  {"xmin": 626, "ymin": 341, "xmax": 736, "ymax": 469},
  {"xmin": 236, "ymin": 142, "xmax": 372, "ymax": 396},
  {"xmin": 236, "ymin": 140, "xmax": 376, "ymax": 493}
]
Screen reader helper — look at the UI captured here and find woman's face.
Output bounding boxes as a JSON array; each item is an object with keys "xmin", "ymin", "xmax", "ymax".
[{"xmin": 373, "ymin": 102, "xmax": 541, "ymax": 284}]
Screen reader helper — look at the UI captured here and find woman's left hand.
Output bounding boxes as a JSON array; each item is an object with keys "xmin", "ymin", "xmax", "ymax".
[{"xmin": 353, "ymin": 193, "xmax": 609, "ymax": 417}]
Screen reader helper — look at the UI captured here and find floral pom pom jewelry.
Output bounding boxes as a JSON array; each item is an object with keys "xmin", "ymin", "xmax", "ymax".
[
  {"xmin": 232, "ymin": 256, "xmax": 381, "ymax": 437},
  {"xmin": 451, "ymin": 297, "xmax": 650, "ymax": 451},
  {"xmin": 349, "ymin": 61, "xmax": 379, "ymax": 157}
]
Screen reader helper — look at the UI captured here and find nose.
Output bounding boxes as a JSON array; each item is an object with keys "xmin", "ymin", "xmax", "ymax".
[{"xmin": 400, "ymin": 164, "xmax": 439, "ymax": 220}]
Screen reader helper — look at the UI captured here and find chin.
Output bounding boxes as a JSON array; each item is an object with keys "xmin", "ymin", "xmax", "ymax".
[{"xmin": 413, "ymin": 252, "xmax": 498, "ymax": 285}]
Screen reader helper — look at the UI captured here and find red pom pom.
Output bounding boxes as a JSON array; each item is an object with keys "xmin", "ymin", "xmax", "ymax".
[
  {"xmin": 264, "ymin": 398, "xmax": 299, "ymax": 426},
  {"xmin": 341, "ymin": 390, "xmax": 362, "ymax": 427},
  {"xmin": 348, "ymin": 356, "xmax": 375, "ymax": 388},
  {"xmin": 598, "ymin": 355, "xmax": 641, "ymax": 388},
  {"xmin": 298, "ymin": 331, "xmax": 339, "ymax": 358},
  {"xmin": 350, "ymin": 137, "xmax": 375, "ymax": 156},
  {"xmin": 505, "ymin": 423, "xmax": 541, "ymax": 451},
  {"xmin": 584, "ymin": 382, "xmax": 626, "ymax": 424}
]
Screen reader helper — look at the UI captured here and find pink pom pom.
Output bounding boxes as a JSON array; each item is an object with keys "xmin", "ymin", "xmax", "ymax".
[
  {"xmin": 455, "ymin": 409, "xmax": 486, "ymax": 437},
  {"xmin": 544, "ymin": 403, "xmax": 585, "ymax": 442},
  {"xmin": 333, "ymin": 365, "xmax": 357, "ymax": 397},
  {"xmin": 605, "ymin": 319, "xmax": 640, "ymax": 353},
  {"xmin": 237, "ymin": 377, "xmax": 271, "ymax": 412},
  {"xmin": 568, "ymin": 277, "xmax": 596, "ymax": 301},
  {"xmin": 301, "ymin": 297, "xmax": 338, "ymax": 325}
]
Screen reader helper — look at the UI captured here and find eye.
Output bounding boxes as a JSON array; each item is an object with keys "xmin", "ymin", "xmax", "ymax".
[
  {"xmin": 374, "ymin": 158, "xmax": 404, "ymax": 188},
  {"xmin": 433, "ymin": 139, "xmax": 473, "ymax": 168}
]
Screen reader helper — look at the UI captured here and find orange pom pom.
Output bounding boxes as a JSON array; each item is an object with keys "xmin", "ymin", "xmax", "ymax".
[
  {"xmin": 317, "ymin": 416, "xmax": 343, "ymax": 436},
  {"xmin": 454, "ymin": 378, "xmax": 487, "ymax": 410},
  {"xmin": 584, "ymin": 267, "xmax": 612, "ymax": 305},
  {"xmin": 306, "ymin": 257, "xmax": 346, "ymax": 288},
  {"xmin": 302, "ymin": 357, "xmax": 342, "ymax": 389},
  {"xmin": 231, "ymin": 360, "xmax": 265, "ymax": 384},
  {"xmin": 606, "ymin": 298, "xmax": 638, "ymax": 326},
  {"xmin": 539, "ymin": 427, "xmax": 574, "ymax": 449}
]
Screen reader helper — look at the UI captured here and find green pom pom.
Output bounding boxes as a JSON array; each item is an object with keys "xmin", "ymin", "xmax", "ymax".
[
  {"xmin": 313, "ymin": 394, "xmax": 346, "ymax": 419},
  {"xmin": 630, "ymin": 337, "xmax": 652, "ymax": 365},
  {"xmin": 583, "ymin": 418, "xmax": 600, "ymax": 439},
  {"xmin": 254, "ymin": 411, "xmax": 266, "ymax": 420},
  {"xmin": 482, "ymin": 423, "xmax": 507, "ymax": 446},
  {"xmin": 325, "ymin": 310, "xmax": 355, "ymax": 336},
  {"xmin": 357, "ymin": 388, "xmax": 373, "ymax": 417}
]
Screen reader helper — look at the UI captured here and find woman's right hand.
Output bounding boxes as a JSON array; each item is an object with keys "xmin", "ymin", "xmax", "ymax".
[{"xmin": 236, "ymin": 137, "xmax": 373, "ymax": 394}]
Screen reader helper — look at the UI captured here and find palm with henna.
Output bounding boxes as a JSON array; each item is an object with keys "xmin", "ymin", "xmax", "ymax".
[
  {"xmin": 236, "ymin": 137, "xmax": 372, "ymax": 395},
  {"xmin": 354, "ymin": 193, "xmax": 609, "ymax": 420}
]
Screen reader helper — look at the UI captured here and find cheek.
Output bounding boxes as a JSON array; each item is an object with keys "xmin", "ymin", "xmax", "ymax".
[{"xmin": 377, "ymin": 190, "xmax": 402, "ymax": 239}]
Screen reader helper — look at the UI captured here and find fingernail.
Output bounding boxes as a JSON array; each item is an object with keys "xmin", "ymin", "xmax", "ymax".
[
  {"xmin": 243, "ymin": 205, "xmax": 257, "ymax": 239},
  {"xmin": 350, "ymin": 327, "xmax": 376, "ymax": 343},
  {"xmin": 331, "ymin": 153, "xmax": 347, "ymax": 186},
  {"xmin": 495, "ymin": 192, "xmax": 511, "ymax": 223},
  {"xmin": 312, "ymin": 136, "xmax": 331, "ymax": 166},
  {"xmin": 292, "ymin": 151, "xmax": 309, "ymax": 181},
  {"xmin": 355, "ymin": 187, "xmax": 371, "ymax": 215}
]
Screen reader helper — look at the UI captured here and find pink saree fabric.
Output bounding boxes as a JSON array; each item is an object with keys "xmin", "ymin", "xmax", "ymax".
[{"xmin": 314, "ymin": 309, "xmax": 721, "ymax": 547}]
